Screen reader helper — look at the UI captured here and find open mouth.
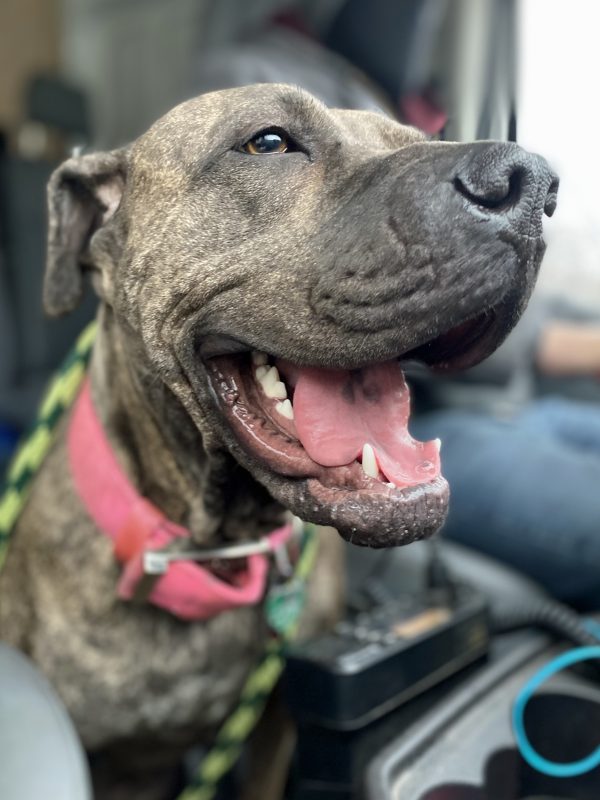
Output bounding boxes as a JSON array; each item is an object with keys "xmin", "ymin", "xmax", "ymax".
[{"xmin": 202, "ymin": 310, "xmax": 497, "ymax": 546}]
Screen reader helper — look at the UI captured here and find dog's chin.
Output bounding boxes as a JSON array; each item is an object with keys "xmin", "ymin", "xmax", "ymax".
[
  {"xmin": 262, "ymin": 470, "xmax": 450, "ymax": 548},
  {"xmin": 199, "ymin": 307, "xmax": 507, "ymax": 547}
]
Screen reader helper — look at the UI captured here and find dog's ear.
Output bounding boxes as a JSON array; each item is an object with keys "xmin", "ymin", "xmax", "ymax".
[{"xmin": 45, "ymin": 148, "xmax": 128, "ymax": 316}]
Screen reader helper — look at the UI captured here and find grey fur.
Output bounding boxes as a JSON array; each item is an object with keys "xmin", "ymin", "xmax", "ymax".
[{"xmin": 0, "ymin": 84, "xmax": 556, "ymax": 798}]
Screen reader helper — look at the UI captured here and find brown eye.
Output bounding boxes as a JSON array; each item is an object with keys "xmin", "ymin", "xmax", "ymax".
[{"xmin": 242, "ymin": 130, "xmax": 289, "ymax": 155}]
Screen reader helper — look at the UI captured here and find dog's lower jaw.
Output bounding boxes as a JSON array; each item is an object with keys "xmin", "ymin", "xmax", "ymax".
[
  {"xmin": 192, "ymin": 348, "xmax": 449, "ymax": 546},
  {"xmin": 251, "ymin": 467, "xmax": 448, "ymax": 547}
]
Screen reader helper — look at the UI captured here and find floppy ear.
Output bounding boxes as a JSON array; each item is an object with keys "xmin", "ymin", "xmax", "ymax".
[{"xmin": 45, "ymin": 147, "xmax": 128, "ymax": 316}]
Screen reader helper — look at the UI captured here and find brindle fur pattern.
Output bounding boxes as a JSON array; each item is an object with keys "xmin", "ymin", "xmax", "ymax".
[{"xmin": 0, "ymin": 84, "xmax": 554, "ymax": 798}]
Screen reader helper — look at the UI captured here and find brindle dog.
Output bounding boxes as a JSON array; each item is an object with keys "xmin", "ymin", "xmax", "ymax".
[{"xmin": 0, "ymin": 84, "xmax": 557, "ymax": 799}]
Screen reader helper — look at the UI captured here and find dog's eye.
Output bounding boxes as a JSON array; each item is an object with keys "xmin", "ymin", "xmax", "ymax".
[{"xmin": 242, "ymin": 129, "xmax": 292, "ymax": 155}]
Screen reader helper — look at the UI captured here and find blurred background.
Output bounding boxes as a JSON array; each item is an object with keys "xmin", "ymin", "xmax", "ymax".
[
  {"xmin": 1, "ymin": 0, "xmax": 600, "ymax": 608},
  {"xmin": 3, "ymin": 5, "xmax": 600, "ymax": 798}
]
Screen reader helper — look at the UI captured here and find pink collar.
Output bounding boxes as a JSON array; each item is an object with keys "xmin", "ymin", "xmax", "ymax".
[{"xmin": 68, "ymin": 379, "xmax": 293, "ymax": 620}]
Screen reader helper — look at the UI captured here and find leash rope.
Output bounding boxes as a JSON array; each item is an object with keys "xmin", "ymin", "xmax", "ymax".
[
  {"xmin": 178, "ymin": 528, "xmax": 318, "ymax": 800},
  {"xmin": 0, "ymin": 321, "xmax": 98, "ymax": 567},
  {"xmin": 0, "ymin": 322, "xmax": 317, "ymax": 800}
]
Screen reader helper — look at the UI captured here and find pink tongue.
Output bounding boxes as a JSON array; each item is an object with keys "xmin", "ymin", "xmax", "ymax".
[{"xmin": 293, "ymin": 361, "xmax": 440, "ymax": 487}]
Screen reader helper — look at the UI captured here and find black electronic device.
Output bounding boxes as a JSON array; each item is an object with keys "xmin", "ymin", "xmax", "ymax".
[{"xmin": 284, "ymin": 583, "xmax": 489, "ymax": 730}]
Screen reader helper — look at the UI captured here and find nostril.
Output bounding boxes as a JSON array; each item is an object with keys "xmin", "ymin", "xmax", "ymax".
[
  {"xmin": 453, "ymin": 168, "xmax": 523, "ymax": 212},
  {"xmin": 544, "ymin": 176, "xmax": 559, "ymax": 217},
  {"xmin": 454, "ymin": 144, "xmax": 558, "ymax": 223}
]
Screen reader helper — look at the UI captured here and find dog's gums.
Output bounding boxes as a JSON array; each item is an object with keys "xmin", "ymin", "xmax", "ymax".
[
  {"xmin": 209, "ymin": 354, "xmax": 440, "ymax": 485},
  {"xmin": 203, "ymin": 308, "xmax": 512, "ymax": 547},
  {"xmin": 206, "ymin": 350, "xmax": 450, "ymax": 546}
]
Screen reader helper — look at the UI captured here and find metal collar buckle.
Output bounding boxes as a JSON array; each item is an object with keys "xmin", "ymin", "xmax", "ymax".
[{"xmin": 143, "ymin": 537, "xmax": 293, "ymax": 577}]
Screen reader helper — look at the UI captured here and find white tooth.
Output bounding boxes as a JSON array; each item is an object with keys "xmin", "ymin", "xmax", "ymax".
[
  {"xmin": 261, "ymin": 367, "xmax": 287, "ymax": 399},
  {"xmin": 275, "ymin": 399, "xmax": 294, "ymax": 419},
  {"xmin": 255, "ymin": 365, "xmax": 268, "ymax": 380},
  {"xmin": 386, "ymin": 482, "xmax": 395, "ymax": 488},
  {"xmin": 262, "ymin": 366, "xmax": 280, "ymax": 389},
  {"xmin": 361, "ymin": 443, "xmax": 378, "ymax": 479},
  {"xmin": 434, "ymin": 438, "xmax": 442, "ymax": 453},
  {"xmin": 252, "ymin": 351, "xmax": 268, "ymax": 365},
  {"xmin": 266, "ymin": 381, "xmax": 287, "ymax": 400}
]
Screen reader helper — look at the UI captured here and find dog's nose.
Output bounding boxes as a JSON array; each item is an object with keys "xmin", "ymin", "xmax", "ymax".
[{"xmin": 454, "ymin": 142, "xmax": 559, "ymax": 220}]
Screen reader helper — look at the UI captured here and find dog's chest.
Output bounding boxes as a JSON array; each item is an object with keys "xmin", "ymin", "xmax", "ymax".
[
  {"xmin": 0, "ymin": 436, "xmax": 269, "ymax": 750},
  {"xmin": 29, "ymin": 563, "xmax": 266, "ymax": 750},
  {"xmin": 1, "ymin": 431, "xmax": 344, "ymax": 756}
]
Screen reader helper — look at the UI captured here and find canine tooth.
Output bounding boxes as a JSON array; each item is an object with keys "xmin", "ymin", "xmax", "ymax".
[
  {"xmin": 252, "ymin": 351, "xmax": 268, "ymax": 365},
  {"xmin": 386, "ymin": 482, "xmax": 395, "ymax": 488},
  {"xmin": 255, "ymin": 365, "xmax": 268, "ymax": 380},
  {"xmin": 361, "ymin": 443, "xmax": 378, "ymax": 479},
  {"xmin": 275, "ymin": 399, "xmax": 294, "ymax": 420},
  {"xmin": 434, "ymin": 438, "xmax": 442, "ymax": 453}
]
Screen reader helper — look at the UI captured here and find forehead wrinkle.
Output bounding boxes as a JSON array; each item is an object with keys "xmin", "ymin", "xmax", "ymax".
[{"xmin": 273, "ymin": 86, "xmax": 331, "ymax": 127}]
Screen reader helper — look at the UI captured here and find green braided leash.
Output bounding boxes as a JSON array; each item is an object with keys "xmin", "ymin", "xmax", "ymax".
[
  {"xmin": 0, "ymin": 322, "xmax": 317, "ymax": 800},
  {"xmin": 0, "ymin": 321, "xmax": 98, "ymax": 564},
  {"xmin": 179, "ymin": 530, "xmax": 317, "ymax": 800}
]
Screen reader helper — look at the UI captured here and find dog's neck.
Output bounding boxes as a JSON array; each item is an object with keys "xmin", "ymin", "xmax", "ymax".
[{"xmin": 86, "ymin": 306, "xmax": 286, "ymax": 545}]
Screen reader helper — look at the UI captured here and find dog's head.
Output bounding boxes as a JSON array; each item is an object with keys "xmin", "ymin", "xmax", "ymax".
[{"xmin": 45, "ymin": 84, "xmax": 557, "ymax": 547}]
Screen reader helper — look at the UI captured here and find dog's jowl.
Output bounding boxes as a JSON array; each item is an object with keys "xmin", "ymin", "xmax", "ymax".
[{"xmin": 0, "ymin": 85, "xmax": 557, "ymax": 799}]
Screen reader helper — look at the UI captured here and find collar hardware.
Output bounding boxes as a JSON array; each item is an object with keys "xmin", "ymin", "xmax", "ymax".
[{"xmin": 143, "ymin": 534, "xmax": 295, "ymax": 576}]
